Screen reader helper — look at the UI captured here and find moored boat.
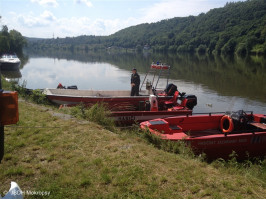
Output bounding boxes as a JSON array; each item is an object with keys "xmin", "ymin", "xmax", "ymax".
[
  {"xmin": 44, "ymin": 63, "xmax": 197, "ymax": 112},
  {"xmin": 44, "ymin": 88, "xmax": 175, "ymax": 111},
  {"xmin": 57, "ymin": 89, "xmax": 197, "ymax": 125},
  {"xmin": 140, "ymin": 110, "xmax": 266, "ymax": 160},
  {"xmin": 0, "ymin": 54, "xmax": 21, "ymax": 70}
]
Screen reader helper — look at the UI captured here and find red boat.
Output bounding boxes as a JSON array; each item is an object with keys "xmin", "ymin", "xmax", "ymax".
[
  {"xmin": 111, "ymin": 93, "xmax": 193, "ymax": 125},
  {"xmin": 140, "ymin": 110, "xmax": 266, "ymax": 160},
  {"xmin": 44, "ymin": 63, "xmax": 197, "ymax": 112},
  {"xmin": 57, "ymin": 90, "xmax": 197, "ymax": 125}
]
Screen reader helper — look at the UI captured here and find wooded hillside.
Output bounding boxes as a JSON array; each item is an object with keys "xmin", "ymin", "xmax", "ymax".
[{"xmin": 27, "ymin": 0, "xmax": 266, "ymax": 55}]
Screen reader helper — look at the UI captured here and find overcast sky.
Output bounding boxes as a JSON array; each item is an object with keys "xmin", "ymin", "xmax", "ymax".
[{"xmin": 0, "ymin": 0, "xmax": 243, "ymax": 38}]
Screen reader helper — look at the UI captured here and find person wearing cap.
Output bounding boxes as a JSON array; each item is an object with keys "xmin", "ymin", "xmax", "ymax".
[{"xmin": 131, "ymin": 68, "xmax": 140, "ymax": 96}]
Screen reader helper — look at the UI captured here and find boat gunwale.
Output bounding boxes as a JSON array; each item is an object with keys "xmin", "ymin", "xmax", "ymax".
[
  {"xmin": 46, "ymin": 94, "xmax": 164, "ymax": 99},
  {"xmin": 44, "ymin": 88, "xmax": 172, "ymax": 99}
]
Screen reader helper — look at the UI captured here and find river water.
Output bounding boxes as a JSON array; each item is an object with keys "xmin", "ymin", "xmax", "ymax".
[{"xmin": 3, "ymin": 50, "xmax": 266, "ymax": 114}]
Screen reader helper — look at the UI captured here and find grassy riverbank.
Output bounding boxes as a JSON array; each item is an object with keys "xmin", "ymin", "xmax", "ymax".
[{"xmin": 0, "ymin": 81, "xmax": 266, "ymax": 198}]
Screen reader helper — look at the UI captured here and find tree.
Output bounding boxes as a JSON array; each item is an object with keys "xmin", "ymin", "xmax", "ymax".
[
  {"xmin": 197, "ymin": 44, "xmax": 207, "ymax": 54},
  {"xmin": 221, "ymin": 38, "xmax": 237, "ymax": 54},
  {"xmin": 1, "ymin": 25, "xmax": 9, "ymax": 37},
  {"xmin": 9, "ymin": 30, "xmax": 27, "ymax": 54},
  {"xmin": 0, "ymin": 25, "xmax": 27, "ymax": 54},
  {"xmin": 0, "ymin": 35, "xmax": 10, "ymax": 52}
]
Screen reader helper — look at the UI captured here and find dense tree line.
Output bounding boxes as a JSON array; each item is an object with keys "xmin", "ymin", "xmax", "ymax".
[
  {"xmin": 27, "ymin": 0, "xmax": 266, "ymax": 55},
  {"xmin": 0, "ymin": 18, "xmax": 27, "ymax": 55}
]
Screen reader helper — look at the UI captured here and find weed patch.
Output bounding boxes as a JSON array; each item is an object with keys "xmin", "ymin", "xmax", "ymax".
[
  {"xmin": 11, "ymin": 81, "xmax": 51, "ymax": 105},
  {"xmin": 68, "ymin": 103, "xmax": 115, "ymax": 131},
  {"xmin": 139, "ymin": 128, "xmax": 195, "ymax": 159}
]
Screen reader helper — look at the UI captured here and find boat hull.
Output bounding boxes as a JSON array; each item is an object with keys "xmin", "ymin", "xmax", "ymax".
[
  {"xmin": 140, "ymin": 113, "xmax": 266, "ymax": 160},
  {"xmin": 0, "ymin": 61, "xmax": 21, "ymax": 70},
  {"xmin": 112, "ymin": 109, "xmax": 192, "ymax": 125},
  {"xmin": 188, "ymin": 131, "xmax": 266, "ymax": 160},
  {"xmin": 45, "ymin": 89, "xmax": 172, "ymax": 111},
  {"xmin": 0, "ymin": 54, "xmax": 21, "ymax": 71}
]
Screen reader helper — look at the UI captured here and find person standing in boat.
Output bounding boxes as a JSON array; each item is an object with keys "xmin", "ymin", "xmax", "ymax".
[{"xmin": 131, "ymin": 68, "xmax": 140, "ymax": 96}]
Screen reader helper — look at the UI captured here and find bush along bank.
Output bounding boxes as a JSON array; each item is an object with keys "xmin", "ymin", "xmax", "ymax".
[{"xmin": 11, "ymin": 81, "xmax": 50, "ymax": 105}]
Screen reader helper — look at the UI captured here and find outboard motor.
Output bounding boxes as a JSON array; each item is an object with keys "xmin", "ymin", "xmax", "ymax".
[
  {"xmin": 180, "ymin": 93, "xmax": 197, "ymax": 110},
  {"xmin": 165, "ymin": 83, "xmax": 177, "ymax": 96},
  {"xmin": 67, "ymin": 85, "xmax": 78, "ymax": 89}
]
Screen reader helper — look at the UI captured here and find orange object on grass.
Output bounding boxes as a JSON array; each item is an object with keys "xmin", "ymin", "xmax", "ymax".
[{"xmin": 0, "ymin": 91, "xmax": 19, "ymax": 125}]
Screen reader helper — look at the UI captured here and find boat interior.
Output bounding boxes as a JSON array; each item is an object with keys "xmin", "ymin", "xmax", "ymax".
[
  {"xmin": 44, "ymin": 88, "xmax": 156, "ymax": 97},
  {"xmin": 148, "ymin": 113, "xmax": 266, "ymax": 137}
]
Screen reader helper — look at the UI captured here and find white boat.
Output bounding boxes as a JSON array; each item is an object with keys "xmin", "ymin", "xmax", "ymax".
[{"xmin": 0, "ymin": 54, "xmax": 21, "ymax": 70}]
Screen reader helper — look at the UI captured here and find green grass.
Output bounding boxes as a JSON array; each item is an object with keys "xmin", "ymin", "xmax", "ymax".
[
  {"xmin": 0, "ymin": 100, "xmax": 265, "ymax": 198},
  {"xmin": 67, "ymin": 103, "xmax": 115, "ymax": 131},
  {"xmin": 0, "ymin": 79, "xmax": 266, "ymax": 198}
]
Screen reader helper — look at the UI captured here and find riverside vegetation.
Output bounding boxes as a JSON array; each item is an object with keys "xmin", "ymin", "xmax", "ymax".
[{"xmin": 0, "ymin": 79, "xmax": 265, "ymax": 198}]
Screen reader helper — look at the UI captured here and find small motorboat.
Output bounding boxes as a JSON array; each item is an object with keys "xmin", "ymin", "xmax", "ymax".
[
  {"xmin": 57, "ymin": 88, "xmax": 197, "ymax": 125},
  {"xmin": 140, "ymin": 110, "xmax": 266, "ymax": 160},
  {"xmin": 44, "ymin": 63, "xmax": 197, "ymax": 112},
  {"xmin": 0, "ymin": 54, "xmax": 21, "ymax": 70}
]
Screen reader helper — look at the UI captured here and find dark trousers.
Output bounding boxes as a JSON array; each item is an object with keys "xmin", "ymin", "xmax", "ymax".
[{"xmin": 131, "ymin": 85, "xmax": 139, "ymax": 96}]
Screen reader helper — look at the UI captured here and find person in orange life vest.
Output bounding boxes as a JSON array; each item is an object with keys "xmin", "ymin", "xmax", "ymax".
[
  {"xmin": 57, "ymin": 83, "xmax": 65, "ymax": 89},
  {"xmin": 131, "ymin": 68, "xmax": 140, "ymax": 96}
]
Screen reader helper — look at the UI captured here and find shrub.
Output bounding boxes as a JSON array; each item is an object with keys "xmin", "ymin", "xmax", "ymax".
[
  {"xmin": 31, "ymin": 89, "xmax": 49, "ymax": 104},
  {"xmin": 140, "ymin": 128, "xmax": 194, "ymax": 158},
  {"xmin": 70, "ymin": 103, "xmax": 115, "ymax": 131},
  {"xmin": 12, "ymin": 80, "xmax": 28, "ymax": 97},
  {"xmin": 11, "ymin": 81, "xmax": 50, "ymax": 104}
]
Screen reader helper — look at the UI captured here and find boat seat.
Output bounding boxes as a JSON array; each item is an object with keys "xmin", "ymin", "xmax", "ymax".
[
  {"xmin": 169, "ymin": 125, "xmax": 183, "ymax": 133},
  {"xmin": 249, "ymin": 122, "xmax": 266, "ymax": 130},
  {"xmin": 149, "ymin": 120, "xmax": 168, "ymax": 125},
  {"xmin": 170, "ymin": 125, "xmax": 182, "ymax": 130},
  {"xmin": 168, "ymin": 106, "xmax": 185, "ymax": 111},
  {"xmin": 164, "ymin": 91, "xmax": 179, "ymax": 107}
]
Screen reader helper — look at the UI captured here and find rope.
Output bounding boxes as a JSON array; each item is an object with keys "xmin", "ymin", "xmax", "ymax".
[
  {"xmin": 4, "ymin": 124, "xmax": 135, "ymax": 129},
  {"xmin": 5, "ymin": 125, "xmax": 68, "ymax": 129}
]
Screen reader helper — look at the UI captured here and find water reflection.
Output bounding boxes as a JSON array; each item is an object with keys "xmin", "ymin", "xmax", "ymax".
[
  {"xmin": 168, "ymin": 54, "xmax": 266, "ymax": 103},
  {"xmin": 1, "ymin": 69, "xmax": 22, "ymax": 83},
  {"xmin": 19, "ymin": 57, "xmax": 131, "ymax": 90},
  {"xmin": 17, "ymin": 50, "xmax": 266, "ymax": 113}
]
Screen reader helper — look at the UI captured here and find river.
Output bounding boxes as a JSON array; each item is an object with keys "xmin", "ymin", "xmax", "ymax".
[{"xmin": 3, "ymin": 50, "xmax": 266, "ymax": 114}]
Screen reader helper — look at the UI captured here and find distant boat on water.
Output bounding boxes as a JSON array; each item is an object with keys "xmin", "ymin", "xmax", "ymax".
[{"xmin": 0, "ymin": 54, "xmax": 21, "ymax": 70}]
